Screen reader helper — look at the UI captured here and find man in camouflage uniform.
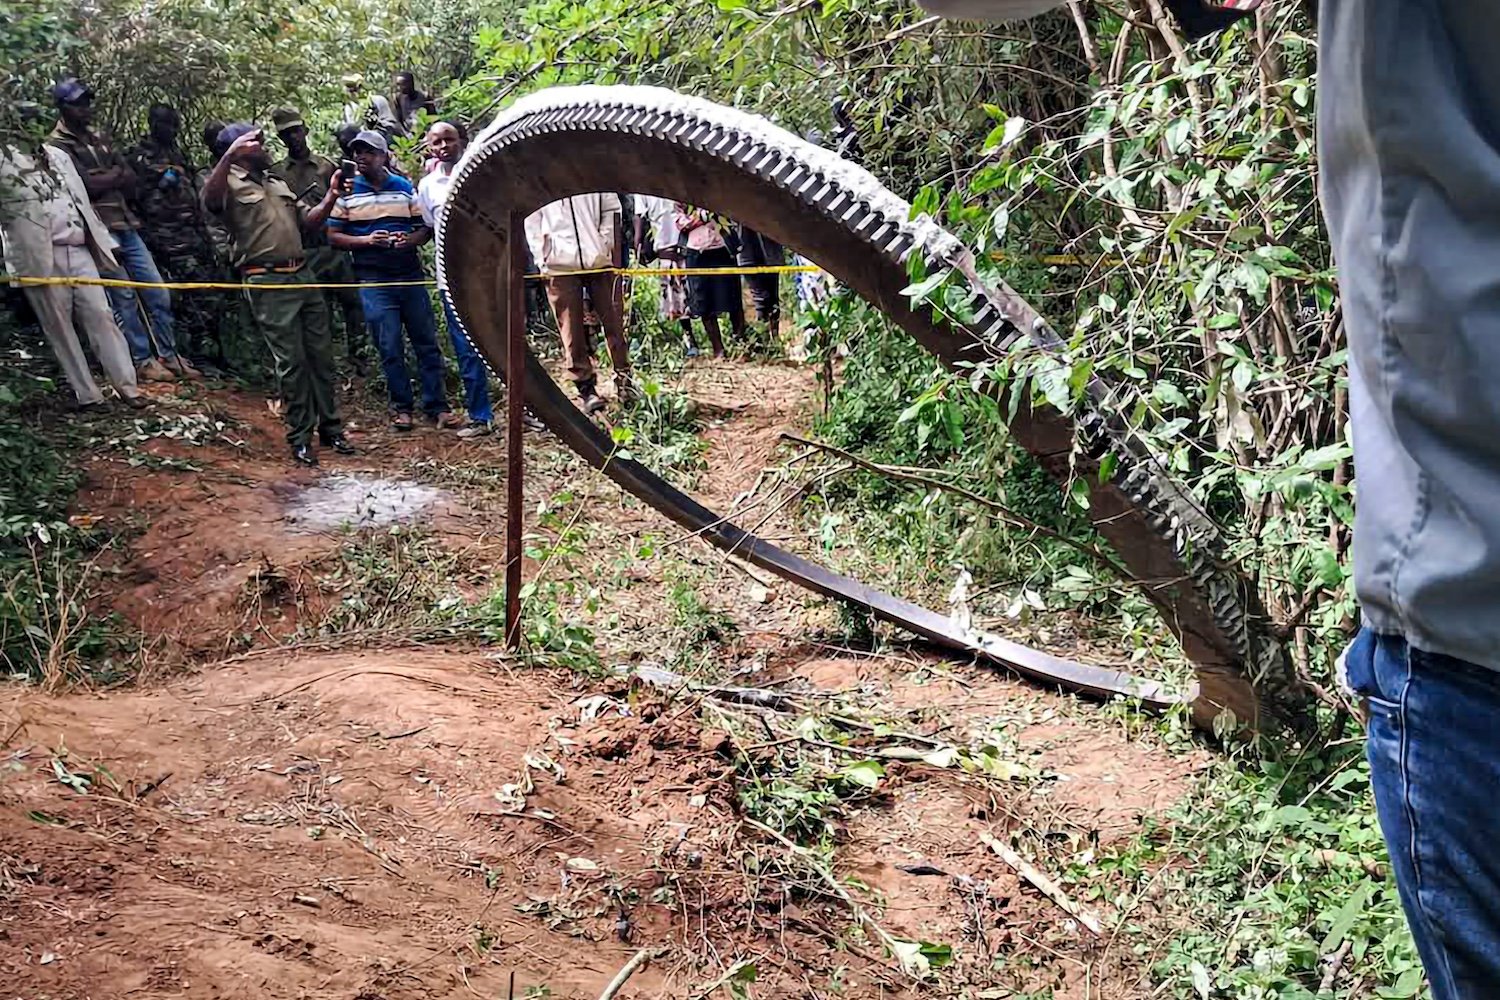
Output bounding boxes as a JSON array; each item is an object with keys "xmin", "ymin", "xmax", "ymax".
[
  {"xmin": 273, "ymin": 107, "xmax": 369, "ymax": 374},
  {"xmin": 130, "ymin": 103, "xmax": 228, "ymax": 373}
]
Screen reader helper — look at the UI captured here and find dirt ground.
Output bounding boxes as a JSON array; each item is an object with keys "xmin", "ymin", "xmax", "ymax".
[{"xmin": 1, "ymin": 360, "xmax": 1206, "ymax": 998}]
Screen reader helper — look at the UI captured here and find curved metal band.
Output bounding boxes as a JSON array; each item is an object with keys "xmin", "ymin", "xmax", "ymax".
[{"xmin": 437, "ymin": 86, "xmax": 1304, "ymax": 727}]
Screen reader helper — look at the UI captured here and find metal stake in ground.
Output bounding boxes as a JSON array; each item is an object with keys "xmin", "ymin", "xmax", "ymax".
[{"xmin": 504, "ymin": 210, "xmax": 527, "ymax": 651}]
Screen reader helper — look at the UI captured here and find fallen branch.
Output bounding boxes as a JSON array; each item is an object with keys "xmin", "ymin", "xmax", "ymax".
[
  {"xmin": 1319, "ymin": 939, "xmax": 1352, "ymax": 992},
  {"xmin": 598, "ymin": 947, "xmax": 653, "ymax": 1000},
  {"xmin": 980, "ymin": 832, "xmax": 1103, "ymax": 935},
  {"xmin": 744, "ymin": 817, "xmax": 914, "ymax": 979}
]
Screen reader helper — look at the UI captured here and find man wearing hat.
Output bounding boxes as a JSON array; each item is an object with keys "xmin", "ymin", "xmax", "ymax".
[
  {"xmin": 202, "ymin": 123, "xmax": 354, "ymax": 466},
  {"xmin": 327, "ymin": 129, "xmax": 454, "ymax": 432},
  {"xmin": 128, "ymin": 102, "xmax": 228, "ymax": 374},
  {"xmin": 46, "ymin": 77, "xmax": 194, "ymax": 383},
  {"xmin": 272, "ymin": 107, "xmax": 369, "ymax": 375}
]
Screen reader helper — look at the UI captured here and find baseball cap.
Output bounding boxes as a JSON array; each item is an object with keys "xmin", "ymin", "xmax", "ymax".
[
  {"xmin": 350, "ymin": 130, "xmax": 389, "ymax": 153},
  {"xmin": 270, "ymin": 108, "xmax": 305, "ymax": 132},
  {"xmin": 215, "ymin": 122, "xmax": 261, "ymax": 153},
  {"xmin": 341, "ymin": 73, "xmax": 363, "ymax": 87},
  {"xmin": 51, "ymin": 77, "xmax": 93, "ymax": 105}
]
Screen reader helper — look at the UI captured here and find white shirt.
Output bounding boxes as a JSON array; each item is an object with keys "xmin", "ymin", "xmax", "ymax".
[
  {"xmin": 524, "ymin": 193, "xmax": 621, "ymax": 274},
  {"xmin": 416, "ymin": 162, "xmax": 455, "ymax": 228},
  {"xmin": 634, "ymin": 194, "xmax": 680, "ymax": 251}
]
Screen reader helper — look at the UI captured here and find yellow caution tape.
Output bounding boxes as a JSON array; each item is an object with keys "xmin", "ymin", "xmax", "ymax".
[
  {"xmin": 0, "ymin": 254, "xmax": 1131, "ymax": 293},
  {"xmin": 0, "ymin": 263, "xmax": 823, "ymax": 293}
]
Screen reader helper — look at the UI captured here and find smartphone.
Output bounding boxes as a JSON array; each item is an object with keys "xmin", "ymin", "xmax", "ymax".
[{"xmin": 339, "ymin": 158, "xmax": 357, "ymax": 193}]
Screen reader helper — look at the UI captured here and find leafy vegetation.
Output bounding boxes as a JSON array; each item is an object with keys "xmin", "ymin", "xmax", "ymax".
[{"xmin": 0, "ymin": 329, "xmax": 135, "ymax": 687}]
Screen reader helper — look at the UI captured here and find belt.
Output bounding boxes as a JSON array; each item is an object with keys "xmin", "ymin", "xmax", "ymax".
[{"xmin": 241, "ymin": 260, "xmax": 305, "ymax": 276}]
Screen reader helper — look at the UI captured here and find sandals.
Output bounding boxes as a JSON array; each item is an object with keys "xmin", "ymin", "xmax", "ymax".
[{"xmin": 392, "ymin": 412, "xmax": 414, "ymax": 432}]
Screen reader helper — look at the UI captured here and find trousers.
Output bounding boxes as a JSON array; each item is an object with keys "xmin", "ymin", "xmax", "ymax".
[
  {"xmin": 24, "ymin": 244, "xmax": 140, "ymax": 405},
  {"xmin": 542, "ymin": 272, "xmax": 629, "ymax": 385},
  {"xmin": 1344, "ymin": 629, "xmax": 1500, "ymax": 999},
  {"xmin": 245, "ymin": 270, "xmax": 341, "ymax": 447},
  {"xmin": 306, "ymin": 245, "xmax": 368, "ymax": 362},
  {"xmin": 102, "ymin": 228, "xmax": 178, "ymax": 364},
  {"xmin": 360, "ymin": 283, "xmax": 448, "ymax": 417},
  {"xmin": 441, "ymin": 294, "xmax": 494, "ymax": 423}
]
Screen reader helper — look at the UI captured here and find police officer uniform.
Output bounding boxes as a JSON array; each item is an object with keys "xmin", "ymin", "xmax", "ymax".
[
  {"xmin": 271, "ymin": 107, "xmax": 369, "ymax": 372},
  {"xmin": 206, "ymin": 154, "xmax": 345, "ymax": 461}
]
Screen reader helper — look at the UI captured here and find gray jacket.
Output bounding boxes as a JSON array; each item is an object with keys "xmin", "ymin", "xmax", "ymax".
[{"xmin": 1320, "ymin": 1, "xmax": 1500, "ymax": 668}]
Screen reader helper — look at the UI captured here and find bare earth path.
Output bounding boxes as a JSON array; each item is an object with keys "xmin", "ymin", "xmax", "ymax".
[{"xmin": 1, "ymin": 361, "xmax": 1203, "ymax": 998}]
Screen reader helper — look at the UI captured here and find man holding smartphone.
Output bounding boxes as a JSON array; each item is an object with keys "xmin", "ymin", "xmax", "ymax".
[
  {"xmin": 327, "ymin": 130, "xmax": 454, "ymax": 432},
  {"xmin": 202, "ymin": 123, "xmax": 354, "ymax": 466},
  {"xmin": 271, "ymin": 107, "xmax": 369, "ymax": 375}
]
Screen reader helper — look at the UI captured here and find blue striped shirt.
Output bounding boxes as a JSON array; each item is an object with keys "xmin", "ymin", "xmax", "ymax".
[{"xmin": 328, "ymin": 171, "xmax": 426, "ymax": 280}]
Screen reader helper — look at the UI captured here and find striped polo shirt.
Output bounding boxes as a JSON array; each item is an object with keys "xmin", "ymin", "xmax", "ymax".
[{"xmin": 328, "ymin": 170, "xmax": 426, "ymax": 280}]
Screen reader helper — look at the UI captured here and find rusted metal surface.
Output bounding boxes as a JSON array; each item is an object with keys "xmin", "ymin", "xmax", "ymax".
[
  {"xmin": 503, "ymin": 210, "xmax": 527, "ymax": 651},
  {"xmin": 438, "ymin": 86, "xmax": 1306, "ymax": 729}
]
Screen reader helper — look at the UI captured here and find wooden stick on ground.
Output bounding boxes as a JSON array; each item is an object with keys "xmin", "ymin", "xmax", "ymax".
[
  {"xmin": 979, "ymin": 832, "xmax": 1104, "ymax": 936},
  {"xmin": 598, "ymin": 948, "xmax": 652, "ymax": 1000}
]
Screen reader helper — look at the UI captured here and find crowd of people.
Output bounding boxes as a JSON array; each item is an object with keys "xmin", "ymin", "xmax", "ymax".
[{"xmin": 0, "ymin": 72, "xmax": 804, "ymax": 465}]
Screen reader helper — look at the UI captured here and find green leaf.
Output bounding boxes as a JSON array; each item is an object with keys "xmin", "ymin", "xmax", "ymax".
[
  {"xmin": 941, "ymin": 402, "xmax": 964, "ymax": 449},
  {"xmin": 840, "ymin": 760, "xmax": 885, "ymax": 789},
  {"xmin": 918, "ymin": 941, "xmax": 954, "ymax": 968},
  {"xmin": 1312, "ymin": 547, "xmax": 1346, "ymax": 587},
  {"xmin": 1165, "ymin": 117, "xmax": 1190, "ymax": 154},
  {"xmin": 1070, "ymin": 478, "xmax": 1091, "ymax": 511},
  {"xmin": 1097, "ymin": 452, "xmax": 1118, "ymax": 484},
  {"xmin": 1319, "ymin": 879, "xmax": 1374, "ymax": 952},
  {"xmin": 1297, "ymin": 443, "xmax": 1352, "ymax": 472},
  {"xmin": 1152, "ymin": 381, "xmax": 1189, "ymax": 409},
  {"xmin": 900, "ymin": 269, "xmax": 949, "ymax": 303}
]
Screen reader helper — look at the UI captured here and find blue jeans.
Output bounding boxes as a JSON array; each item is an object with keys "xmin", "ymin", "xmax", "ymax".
[
  {"xmin": 360, "ymin": 284, "xmax": 448, "ymax": 417},
  {"xmin": 441, "ymin": 294, "xmax": 493, "ymax": 423},
  {"xmin": 1344, "ymin": 629, "xmax": 1500, "ymax": 998},
  {"xmin": 104, "ymin": 229, "xmax": 177, "ymax": 363}
]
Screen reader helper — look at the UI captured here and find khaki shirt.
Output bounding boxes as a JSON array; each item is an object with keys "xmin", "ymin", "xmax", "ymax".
[
  {"xmin": 46, "ymin": 122, "xmax": 140, "ymax": 232},
  {"xmin": 276, "ymin": 153, "xmax": 336, "ymax": 248},
  {"xmin": 204, "ymin": 165, "xmax": 305, "ymax": 268}
]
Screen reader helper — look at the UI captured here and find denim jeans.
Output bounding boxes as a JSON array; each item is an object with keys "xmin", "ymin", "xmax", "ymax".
[
  {"xmin": 104, "ymin": 228, "xmax": 177, "ymax": 363},
  {"xmin": 360, "ymin": 284, "xmax": 448, "ymax": 417},
  {"xmin": 1344, "ymin": 629, "xmax": 1500, "ymax": 999},
  {"xmin": 441, "ymin": 294, "xmax": 494, "ymax": 423}
]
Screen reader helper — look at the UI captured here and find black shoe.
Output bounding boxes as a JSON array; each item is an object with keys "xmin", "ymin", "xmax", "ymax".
[
  {"xmin": 576, "ymin": 379, "xmax": 605, "ymax": 415},
  {"xmin": 291, "ymin": 444, "xmax": 319, "ymax": 467},
  {"xmin": 320, "ymin": 433, "xmax": 357, "ymax": 455}
]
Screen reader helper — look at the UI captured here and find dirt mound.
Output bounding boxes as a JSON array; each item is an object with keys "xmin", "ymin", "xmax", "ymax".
[{"xmin": 0, "ymin": 651, "xmax": 903, "ymax": 998}]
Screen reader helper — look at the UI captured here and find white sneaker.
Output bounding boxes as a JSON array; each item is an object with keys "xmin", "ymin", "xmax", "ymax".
[{"xmin": 456, "ymin": 420, "xmax": 492, "ymax": 440}]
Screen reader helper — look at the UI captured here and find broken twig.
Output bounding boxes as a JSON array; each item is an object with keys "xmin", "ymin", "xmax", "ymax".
[
  {"xmin": 597, "ymin": 947, "xmax": 652, "ymax": 1000},
  {"xmin": 980, "ymin": 831, "xmax": 1103, "ymax": 935}
]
